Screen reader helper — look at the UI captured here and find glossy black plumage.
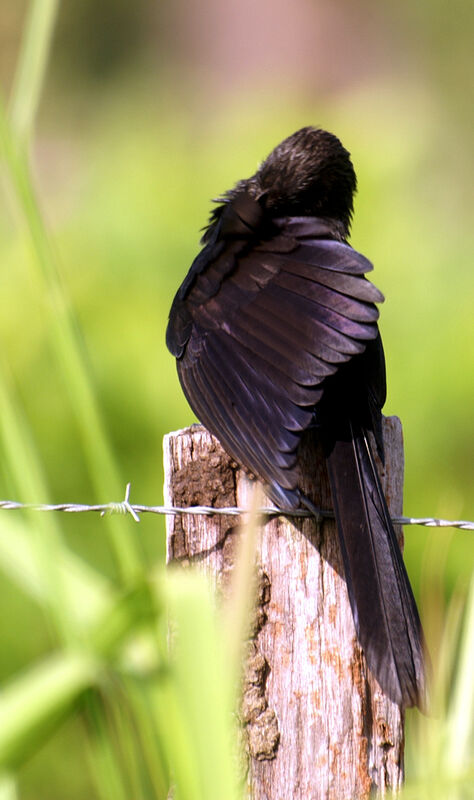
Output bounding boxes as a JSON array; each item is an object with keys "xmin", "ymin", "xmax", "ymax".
[{"xmin": 166, "ymin": 127, "xmax": 426, "ymax": 708}]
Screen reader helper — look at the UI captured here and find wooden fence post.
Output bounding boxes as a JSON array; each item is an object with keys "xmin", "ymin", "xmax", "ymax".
[{"xmin": 163, "ymin": 418, "xmax": 405, "ymax": 799}]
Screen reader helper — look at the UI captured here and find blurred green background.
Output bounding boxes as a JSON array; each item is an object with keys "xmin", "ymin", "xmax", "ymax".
[{"xmin": 1, "ymin": 1, "xmax": 473, "ymax": 797}]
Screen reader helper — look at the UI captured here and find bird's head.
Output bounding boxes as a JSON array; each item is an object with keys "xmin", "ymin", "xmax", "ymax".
[{"xmin": 237, "ymin": 127, "xmax": 357, "ymax": 235}]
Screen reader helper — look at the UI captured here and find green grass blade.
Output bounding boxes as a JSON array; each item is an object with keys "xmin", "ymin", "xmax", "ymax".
[
  {"xmin": 83, "ymin": 692, "xmax": 130, "ymax": 800},
  {"xmin": 222, "ymin": 485, "xmax": 261, "ymax": 686},
  {"xmin": 87, "ymin": 581, "xmax": 159, "ymax": 660},
  {"xmin": 0, "ymin": 652, "xmax": 99, "ymax": 770},
  {"xmin": 403, "ymin": 583, "xmax": 474, "ymax": 799},
  {"xmin": 445, "ymin": 576, "xmax": 474, "ymax": 774},
  {"xmin": 0, "ymin": 100, "xmax": 142, "ymax": 583},
  {"xmin": 120, "ymin": 678, "xmax": 171, "ymax": 800},
  {"xmin": 0, "ymin": 514, "xmax": 111, "ymax": 628},
  {"xmin": 0, "ymin": 775, "xmax": 17, "ymax": 800},
  {"xmin": 8, "ymin": 0, "xmax": 59, "ymax": 146},
  {"xmin": 0, "ymin": 363, "xmax": 77, "ymax": 643},
  {"xmin": 163, "ymin": 569, "xmax": 242, "ymax": 800}
]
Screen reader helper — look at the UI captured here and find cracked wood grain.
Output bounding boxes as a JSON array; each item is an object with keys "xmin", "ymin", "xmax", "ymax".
[{"xmin": 163, "ymin": 418, "xmax": 405, "ymax": 799}]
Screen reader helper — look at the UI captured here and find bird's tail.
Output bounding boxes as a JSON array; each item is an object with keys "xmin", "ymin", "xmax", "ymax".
[{"xmin": 324, "ymin": 422, "xmax": 426, "ymax": 709}]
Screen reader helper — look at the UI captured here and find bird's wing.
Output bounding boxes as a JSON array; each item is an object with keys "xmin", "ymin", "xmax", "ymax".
[{"xmin": 166, "ymin": 192, "xmax": 384, "ymax": 506}]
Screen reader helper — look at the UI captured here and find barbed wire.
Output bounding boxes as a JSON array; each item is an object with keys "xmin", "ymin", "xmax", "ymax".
[{"xmin": 0, "ymin": 484, "xmax": 472, "ymax": 530}]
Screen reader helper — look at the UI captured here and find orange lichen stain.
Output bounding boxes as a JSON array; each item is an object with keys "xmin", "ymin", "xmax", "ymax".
[
  {"xmin": 271, "ymin": 620, "xmax": 286, "ymax": 639},
  {"xmin": 304, "ymin": 624, "xmax": 316, "ymax": 644},
  {"xmin": 281, "ymin": 650, "xmax": 291, "ymax": 668},
  {"xmin": 322, "ymin": 649, "xmax": 343, "ymax": 679},
  {"xmin": 298, "ymin": 550, "xmax": 308, "ymax": 580},
  {"xmin": 356, "ymin": 733, "xmax": 372, "ymax": 798},
  {"xmin": 311, "ymin": 689, "xmax": 321, "ymax": 709},
  {"xmin": 328, "ymin": 603, "xmax": 337, "ymax": 625},
  {"xmin": 329, "ymin": 744, "xmax": 342, "ymax": 780},
  {"xmin": 305, "ymin": 624, "xmax": 318, "ymax": 664}
]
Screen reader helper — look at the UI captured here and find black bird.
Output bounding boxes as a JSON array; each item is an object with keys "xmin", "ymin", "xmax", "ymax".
[{"xmin": 166, "ymin": 127, "xmax": 426, "ymax": 708}]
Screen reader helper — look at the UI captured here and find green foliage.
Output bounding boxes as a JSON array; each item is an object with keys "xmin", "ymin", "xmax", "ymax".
[
  {"xmin": 402, "ymin": 578, "xmax": 474, "ymax": 798},
  {"xmin": 0, "ymin": 1, "xmax": 472, "ymax": 798},
  {"xmin": 0, "ymin": 4, "xmax": 245, "ymax": 798}
]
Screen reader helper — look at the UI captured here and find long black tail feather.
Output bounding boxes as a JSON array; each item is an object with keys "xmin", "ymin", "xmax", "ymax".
[{"xmin": 325, "ymin": 421, "xmax": 426, "ymax": 709}]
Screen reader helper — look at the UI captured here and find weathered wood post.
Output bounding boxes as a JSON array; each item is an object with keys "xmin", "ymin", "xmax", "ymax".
[{"xmin": 163, "ymin": 418, "xmax": 405, "ymax": 799}]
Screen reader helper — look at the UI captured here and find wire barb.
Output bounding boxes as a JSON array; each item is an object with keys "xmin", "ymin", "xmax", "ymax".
[
  {"xmin": 100, "ymin": 483, "xmax": 140, "ymax": 523},
  {"xmin": 0, "ymin": 489, "xmax": 472, "ymax": 530}
]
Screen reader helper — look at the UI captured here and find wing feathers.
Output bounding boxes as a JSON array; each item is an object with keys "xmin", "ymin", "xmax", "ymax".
[
  {"xmin": 269, "ymin": 240, "xmax": 373, "ymax": 273},
  {"xmin": 169, "ymin": 207, "xmax": 383, "ymax": 510},
  {"xmin": 207, "ymin": 335, "xmax": 321, "ymax": 428},
  {"xmin": 274, "ymin": 271, "xmax": 379, "ymax": 323},
  {"xmin": 243, "ymin": 300, "xmax": 351, "ymax": 367},
  {"xmin": 254, "ymin": 285, "xmax": 370, "ymax": 355},
  {"xmin": 222, "ymin": 312, "xmax": 339, "ymax": 388},
  {"xmin": 266, "ymin": 257, "xmax": 384, "ymax": 304},
  {"xmin": 182, "ymin": 346, "xmax": 300, "ymax": 490}
]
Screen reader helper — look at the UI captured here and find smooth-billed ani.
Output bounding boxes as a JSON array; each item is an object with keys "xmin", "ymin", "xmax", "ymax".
[{"xmin": 166, "ymin": 127, "xmax": 426, "ymax": 708}]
